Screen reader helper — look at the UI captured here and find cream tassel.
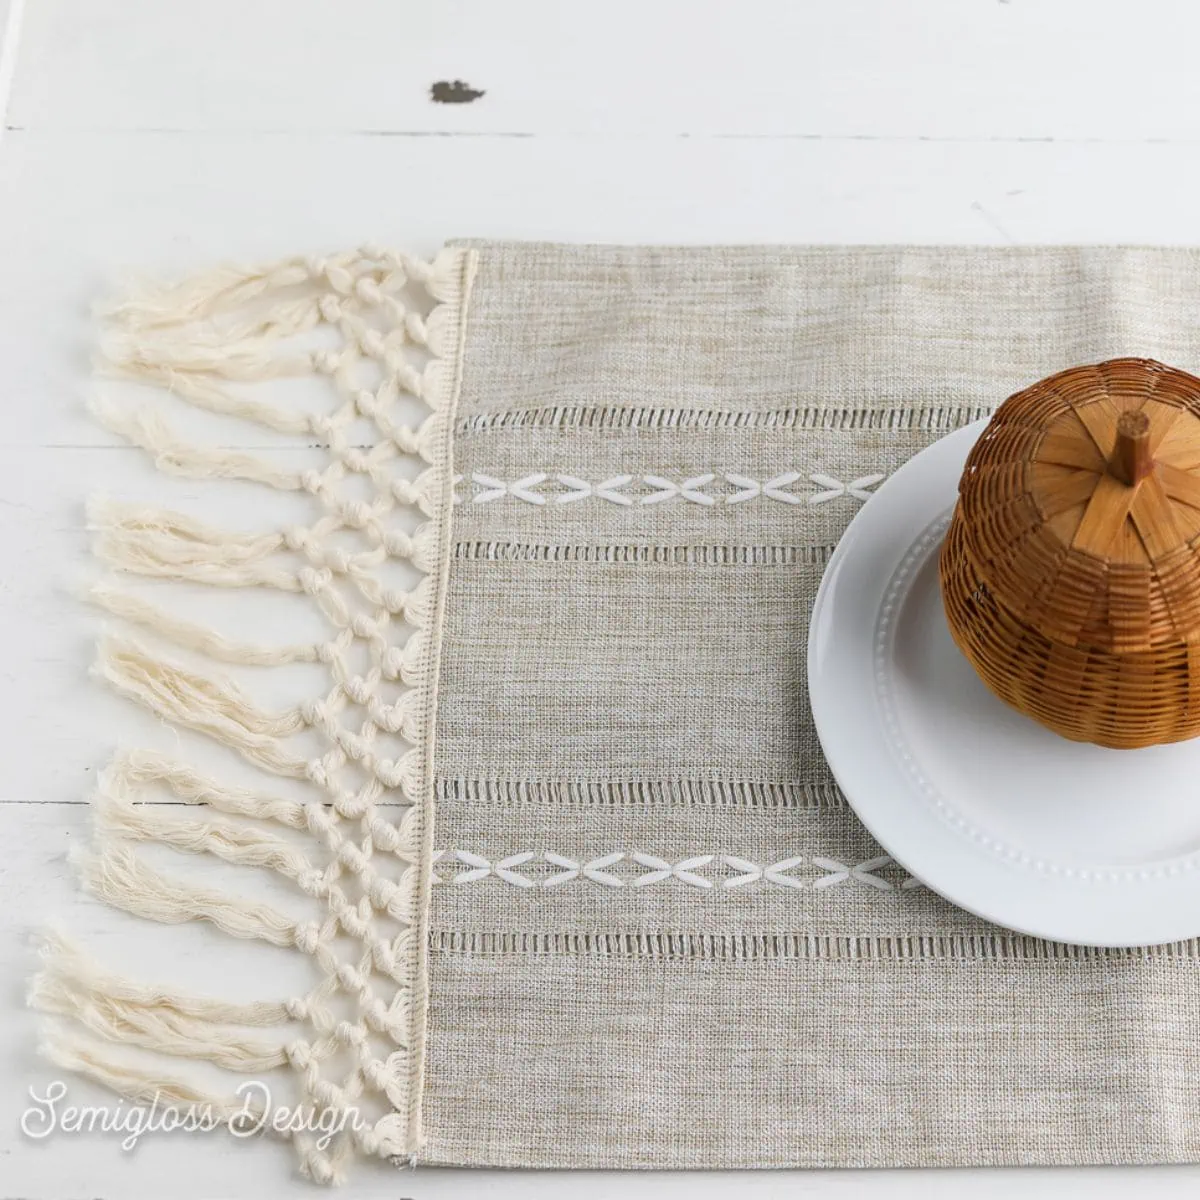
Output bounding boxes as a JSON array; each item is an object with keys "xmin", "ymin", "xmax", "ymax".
[
  {"xmin": 104, "ymin": 750, "xmax": 309, "ymax": 830},
  {"xmin": 90, "ymin": 585, "xmax": 318, "ymax": 664},
  {"xmin": 40, "ymin": 1024, "xmax": 245, "ymax": 1116},
  {"xmin": 73, "ymin": 842, "xmax": 301, "ymax": 948},
  {"xmin": 30, "ymin": 969, "xmax": 288, "ymax": 1073},
  {"xmin": 34, "ymin": 929, "xmax": 291, "ymax": 1025},
  {"xmin": 94, "ymin": 636, "xmax": 309, "ymax": 778},
  {"xmin": 39, "ymin": 1026, "xmax": 344, "ymax": 1183},
  {"xmin": 91, "ymin": 400, "xmax": 303, "ymax": 490},
  {"xmin": 98, "ymin": 258, "xmax": 318, "ymax": 327},
  {"xmin": 99, "ymin": 334, "xmax": 319, "ymax": 435},
  {"xmin": 93, "ymin": 787, "xmax": 314, "ymax": 879},
  {"xmin": 88, "ymin": 497, "xmax": 298, "ymax": 587}
]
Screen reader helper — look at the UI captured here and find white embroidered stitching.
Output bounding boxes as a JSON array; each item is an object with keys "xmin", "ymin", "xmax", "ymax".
[
  {"xmin": 641, "ymin": 474, "xmax": 717, "ymax": 506},
  {"xmin": 807, "ymin": 472, "xmax": 886, "ymax": 504},
  {"xmin": 812, "ymin": 855, "xmax": 894, "ymax": 890},
  {"xmin": 471, "ymin": 472, "xmax": 549, "ymax": 504},
  {"xmin": 543, "ymin": 851, "xmax": 626, "ymax": 887},
  {"xmin": 722, "ymin": 855, "xmax": 807, "ymax": 889},
  {"xmin": 555, "ymin": 475, "xmax": 635, "ymax": 505},
  {"xmin": 446, "ymin": 849, "xmax": 538, "ymax": 888},
  {"xmin": 431, "ymin": 850, "xmax": 921, "ymax": 891},
  {"xmin": 630, "ymin": 852, "xmax": 715, "ymax": 887},
  {"xmin": 725, "ymin": 472, "xmax": 804, "ymax": 505},
  {"xmin": 454, "ymin": 471, "xmax": 886, "ymax": 507}
]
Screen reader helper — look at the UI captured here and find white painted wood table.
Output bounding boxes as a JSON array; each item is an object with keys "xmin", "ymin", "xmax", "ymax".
[{"xmin": 4, "ymin": 2, "xmax": 1200, "ymax": 1196}]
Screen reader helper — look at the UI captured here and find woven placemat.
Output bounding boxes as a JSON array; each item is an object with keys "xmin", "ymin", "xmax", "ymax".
[{"xmin": 32, "ymin": 243, "xmax": 1200, "ymax": 1178}]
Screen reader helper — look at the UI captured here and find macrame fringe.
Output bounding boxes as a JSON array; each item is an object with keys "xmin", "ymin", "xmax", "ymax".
[{"xmin": 33, "ymin": 244, "xmax": 476, "ymax": 1183}]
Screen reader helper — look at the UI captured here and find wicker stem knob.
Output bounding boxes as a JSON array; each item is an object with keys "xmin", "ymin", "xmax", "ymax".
[{"xmin": 1112, "ymin": 410, "xmax": 1154, "ymax": 486}]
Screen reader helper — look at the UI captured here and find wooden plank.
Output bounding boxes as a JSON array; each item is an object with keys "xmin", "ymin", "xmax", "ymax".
[
  {"xmin": 11, "ymin": 134, "xmax": 1200, "ymax": 448},
  {"xmin": 1034, "ymin": 427, "xmax": 1107, "ymax": 472},
  {"xmin": 11, "ymin": 0, "xmax": 1200, "ymax": 138}
]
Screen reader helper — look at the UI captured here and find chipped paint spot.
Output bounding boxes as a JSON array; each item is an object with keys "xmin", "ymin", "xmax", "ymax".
[{"xmin": 430, "ymin": 80, "xmax": 485, "ymax": 104}]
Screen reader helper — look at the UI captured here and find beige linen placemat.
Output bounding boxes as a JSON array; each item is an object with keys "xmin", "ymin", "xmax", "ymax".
[{"xmin": 31, "ymin": 243, "xmax": 1200, "ymax": 1180}]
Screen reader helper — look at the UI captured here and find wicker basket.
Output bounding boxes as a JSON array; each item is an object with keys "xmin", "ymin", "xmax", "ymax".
[{"xmin": 940, "ymin": 357, "xmax": 1200, "ymax": 749}]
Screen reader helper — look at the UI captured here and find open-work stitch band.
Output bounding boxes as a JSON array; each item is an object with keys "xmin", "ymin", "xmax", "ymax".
[{"xmin": 29, "ymin": 245, "xmax": 477, "ymax": 1183}]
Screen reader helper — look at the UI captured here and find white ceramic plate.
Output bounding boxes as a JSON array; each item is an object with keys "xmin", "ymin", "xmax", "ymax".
[{"xmin": 809, "ymin": 419, "xmax": 1200, "ymax": 947}]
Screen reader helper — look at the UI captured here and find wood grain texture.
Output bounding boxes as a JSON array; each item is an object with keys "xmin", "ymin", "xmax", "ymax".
[{"xmin": 11, "ymin": 0, "xmax": 1200, "ymax": 138}]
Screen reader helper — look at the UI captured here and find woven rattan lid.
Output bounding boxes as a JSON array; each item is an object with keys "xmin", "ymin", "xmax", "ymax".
[{"xmin": 956, "ymin": 357, "xmax": 1200, "ymax": 655}]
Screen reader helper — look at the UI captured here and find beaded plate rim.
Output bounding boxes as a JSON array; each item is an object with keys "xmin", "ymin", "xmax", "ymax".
[
  {"xmin": 874, "ymin": 509, "xmax": 1200, "ymax": 886},
  {"xmin": 810, "ymin": 418, "xmax": 1200, "ymax": 948}
]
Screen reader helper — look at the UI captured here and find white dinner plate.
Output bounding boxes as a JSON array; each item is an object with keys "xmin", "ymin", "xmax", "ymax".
[{"xmin": 809, "ymin": 419, "xmax": 1200, "ymax": 947}]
